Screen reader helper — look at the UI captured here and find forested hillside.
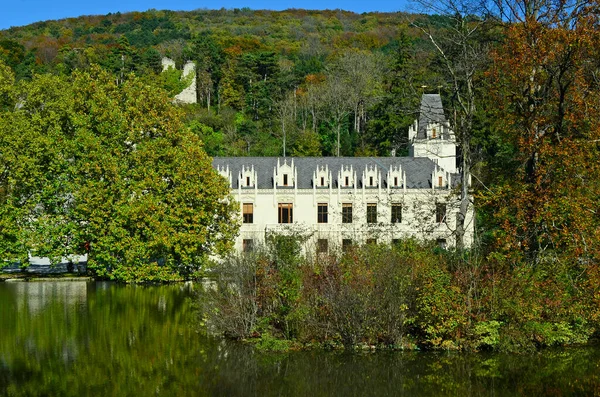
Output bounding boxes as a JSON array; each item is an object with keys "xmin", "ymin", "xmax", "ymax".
[{"xmin": 0, "ymin": 9, "xmax": 463, "ymax": 157}]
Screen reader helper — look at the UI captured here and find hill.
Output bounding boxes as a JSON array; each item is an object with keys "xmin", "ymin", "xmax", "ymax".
[{"xmin": 0, "ymin": 8, "xmax": 454, "ymax": 157}]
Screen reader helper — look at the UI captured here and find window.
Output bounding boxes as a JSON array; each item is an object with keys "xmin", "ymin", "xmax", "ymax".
[
  {"xmin": 342, "ymin": 239, "xmax": 353, "ymax": 252},
  {"xmin": 394, "ymin": 176, "xmax": 398, "ymax": 187},
  {"xmin": 242, "ymin": 203, "xmax": 253, "ymax": 224},
  {"xmin": 321, "ymin": 176, "xmax": 325, "ymax": 186},
  {"xmin": 367, "ymin": 203, "xmax": 377, "ymax": 224},
  {"xmin": 317, "ymin": 239, "xmax": 328, "ymax": 254},
  {"xmin": 283, "ymin": 174, "xmax": 288, "ymax": 186},
  {"xmin": 438, "ymin": 176, "xmax": 443, "ymax": 187},
  {"xmin": 342, "ymin": 203, "xmax": 353, "ymax": 224},
  {"xmin": 391, "ymin": 204, "xmax": 402, "ymax": 223},
  {"xmin": 366, "ymin": 238, "xmax": 377, "ymax": 245},
  {"xmin": 246, "ymin": 176, "xmax": 250, "ymax": 186},
  {"xmin": 392, "ymin": 239, "xmax": 400, "ymax": 246},
  {"xmin": 243, "ymin": 239, "xmax": 254, "ymax": 252},
  {"xmin": 345, "ymin": 176, "xmax": 349, "ymax": 186},
  {"xmin": 436, "ymin": 238, "xmax": 447, "ymax": 249},
  {"xmin": 436, "ymin": 203, "xmax": 446, "ymax": 223},
  {"xmin": 317, "ymin": 203, "xmax": 328, "ymax": 223},
  {"xmin": 432, "ymin": 127, "xmax": 437, "ymax": 138},
  {"xmin": 278, "ymin": 203, "xmax": 293, "ymax": 223},
  {"xmin": 369, "ymin": 176, "xmax": 373, "ymax": 186}
]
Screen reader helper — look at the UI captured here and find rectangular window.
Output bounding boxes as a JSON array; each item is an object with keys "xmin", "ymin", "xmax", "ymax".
[
  {"xmin": 317, "ymin": 239, "xmax": 328, "ymax": 254},
  {"xmin": 366, "ymin": 238, "xmax": 377, "ymax": 245},
  {"xmin": 342, "ymin": 203, "xmax": 353, "ymax": 224},
  {"xmin": 391, "ymin": 204, "xmax": 402, "ymax": 223},
  {"xmin": 394, "ymin": 176, "xmax": 398, "ymax": 187},
  {"xmin": 242, "ymin": 203, "xmax": 253, "ymax": 224},
  {"xmin": 317, "ymin": 203, "xmax": 328, "ymax": 223},
  {"xmin": 392, "ymin": 239, "xmax": 400, "ymax": 246},
  {"xmin": 246, "ymin": 176, "xmax": 250, "ymax": 186},
  {"xmin": 438, "ymin": 176, "xmax": 443, "ymax": 187},
  {"xmin": 321, "ymin": 176, "xmax": 325, "ymax": 186},
  {"xmin": 345, "ymin": 176, "xmax": 349, "ymax": 186},
  {"xmin": 342, "ymin": 239, "xmax": 353, "ymax": 252},
  {"xmin": 243, "ymin": 239, "xmax": 254, "ymax": 252},
  {"xmin": 369, "ymin": 176, "xmax": 373, "ymax": 186},
  {"xmin": 436, "ymin": 203, "xmax": 446, "ymax": 223},
  {"xmin": 367, "ymin": 203, "xmax": 377, "ymax": 224},
  {"xmin": 283, "ymin": 174, "xmax": 288, "ymax": 186},
  {"xmin": 278, "ymin": 203, "xmax": 293, "ymax": 224},
  {"xmin": 436, "ymin": 238, "xmax": 447, "ymax": 249},
  {"xmin": 432, "ymin": 127, "xmax": 437, "ymax": 138}
]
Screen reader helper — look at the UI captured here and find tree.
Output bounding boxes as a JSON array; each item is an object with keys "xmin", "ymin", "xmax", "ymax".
[
  {"xmin": 483, "ymin": 3, "xmax": 600, "ymax": 266},
  {"xmin": 289, "ymin": 130, "xmax": 322, "ymax": 157},
  {"xmin": 0, "ymin": 68, "xmax": 75, "ymax": 264},
  {"xmin": 365, "ymin": 32, "xmax": 423, "ymax": 155},
  {"xmin": 0, "ymin": 65, "xmax": 239, "ymax": 281},
  {"xmin": 142, "ymin": 48, "xmax": 163, "ymax": 74},
  {"xmin": 321, "ymin": 73, "xmax": 353, "ymax": 157},
  {"xmin": 190, "ymin": 32, "xmax": 224, "ymax": 111},
  {"xmin": 411, "ymin": 2, "xmax": 495, "ymax": 250},
  {"xmin": 274, "ymin": 91, "xmax": 297, "ymax": 157}
]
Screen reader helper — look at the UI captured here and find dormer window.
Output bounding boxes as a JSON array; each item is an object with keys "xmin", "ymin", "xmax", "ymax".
[
  {"xmin": 338, "ymin": 165, "xmax": 355, "ymax": 189},
  {"xmin": 313, "ymin": 164, "xmax": 330, "ymax": 188},
  {"xmin": 275, "ymin": 158, "xmax": 296, "ymax": 188},
  {"xmin": 240, "ymin": 165, "xmax": 257, "ymax": 188},
  {"xmin": 438, "ymin": 176, "xmax": 443, "ymax": 187},
  {"xmin": 362, "ymin": 165, "xmax": 379, "ymax": 189},
  {"xmin": 216, "ymin": 164, "xmax": 233, "ymax": 188},
  {"xmin": 386, "ymin": 165, "xmax": 403, "ymax": 190},
  {"xmin": 432, "ymin": 127, "xmax": 437, "ymax": 139}
]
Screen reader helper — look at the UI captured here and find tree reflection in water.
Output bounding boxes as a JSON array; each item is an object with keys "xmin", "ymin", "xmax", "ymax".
[{"xmin": 0, "ymin": 282, "xmax": 599, "ymax": 396}]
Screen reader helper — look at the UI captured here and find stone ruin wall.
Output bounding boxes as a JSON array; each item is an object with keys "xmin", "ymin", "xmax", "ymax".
[{"xmin": 160, "ymin": 57, "xmax": 197, "ymax": 104}]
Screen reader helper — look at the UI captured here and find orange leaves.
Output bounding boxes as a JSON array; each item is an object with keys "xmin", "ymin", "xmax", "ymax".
[
  {"xmin": 304, "ymin": 73, "xmax": 325, "ymax": 85},
  {"xmin": 485, "ymin": 17, "xmax": 600, "ymax": 262}
]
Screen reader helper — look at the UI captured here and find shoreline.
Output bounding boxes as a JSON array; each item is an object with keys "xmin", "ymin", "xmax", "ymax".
[{"xmin": 0, "ymin": 273, "xmax": 92, "ymax": 282}]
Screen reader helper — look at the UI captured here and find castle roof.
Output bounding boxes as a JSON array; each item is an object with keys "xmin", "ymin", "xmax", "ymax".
[
  {"xmin": 417, "ymin": 94, "xmax": 449, "ymax": 139},
  {"xmin": 213, "ymin": 156, "xmax": 459, "ymax": 189}
]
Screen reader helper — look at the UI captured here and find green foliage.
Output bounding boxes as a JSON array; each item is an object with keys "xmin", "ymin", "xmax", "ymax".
[
  {"xmin": 474, "ymin": 321, "xmax": 502, "ymax": 349},
  {"xmin": 206, "ymin": 237, "xmax": 600, "ymax": 352},
  {"xmin": 254, "ymin": 331, "xmax": 298, "ymax": 352},
  {"xmin": 0, "ymin": 65, "xmax": 239, "ymax": 280},
  {"xmin": 158, "ymin": 65, "xmax": 193, "ymax": 96}
]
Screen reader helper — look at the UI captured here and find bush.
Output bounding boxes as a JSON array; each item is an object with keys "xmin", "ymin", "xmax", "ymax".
[{"xmin": 203, "ymin": 237, "xmax": 599, "ymax": 352}]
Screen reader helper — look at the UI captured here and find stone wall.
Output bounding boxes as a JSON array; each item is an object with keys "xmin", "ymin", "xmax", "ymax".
[{"xmin": 160, "ymin": 57, "xmax": 197, "ymax": 104}]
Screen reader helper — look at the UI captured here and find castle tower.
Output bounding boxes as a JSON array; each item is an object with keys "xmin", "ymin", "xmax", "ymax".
[{"xmin": 408, "ymin": 94, "xmax": 457, "ymax": 174}]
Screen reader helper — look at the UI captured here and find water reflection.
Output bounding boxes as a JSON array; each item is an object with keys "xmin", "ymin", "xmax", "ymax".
[
  {"xmin": 11, "ymin": 281, "xmax": 88, "ymax": 315},
  {"xmin": 0, "ymin": 281, "xmax": 599, "ymax": 396}
]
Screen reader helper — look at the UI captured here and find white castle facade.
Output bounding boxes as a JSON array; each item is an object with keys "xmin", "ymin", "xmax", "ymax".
[{"xmin": 212, "ymin": 94, "xmax": 474, "ymax": 254}]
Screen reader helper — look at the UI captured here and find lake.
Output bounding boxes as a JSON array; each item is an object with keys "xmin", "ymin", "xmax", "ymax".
[{"xmin": 1, "ymin": 281, "xmax": 599, "ymax": 396}]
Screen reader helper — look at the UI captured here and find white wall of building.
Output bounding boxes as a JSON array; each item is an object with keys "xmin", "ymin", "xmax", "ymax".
[{"xmin": 232, "ymin": 185, "xmax": 474, "ymax": 254}]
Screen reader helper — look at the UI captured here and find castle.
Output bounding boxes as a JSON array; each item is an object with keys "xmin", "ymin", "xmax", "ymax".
[{"xmin": 212, "ymin": 94, "xmax": 474, "ymax": 254}]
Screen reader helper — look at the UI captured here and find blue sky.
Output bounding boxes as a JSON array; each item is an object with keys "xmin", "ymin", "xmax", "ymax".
[{"xmin": 1, "ymin": 0, "xmax": 411, "ymax": 30}]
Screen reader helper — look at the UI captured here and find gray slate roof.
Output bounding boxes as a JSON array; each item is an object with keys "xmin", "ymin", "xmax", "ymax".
[
  {"xmin": 213, "ymin": 157, "xmax": 458, "ymax": 190},
  {"xmin": 417, "ymin": 94, "xmax": 449, "ymax": 139}
]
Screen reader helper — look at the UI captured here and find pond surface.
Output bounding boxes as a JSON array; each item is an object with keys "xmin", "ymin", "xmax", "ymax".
[{"xmin": 1, "ymin": 281, "xmax": 599, "ymax": 396}]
